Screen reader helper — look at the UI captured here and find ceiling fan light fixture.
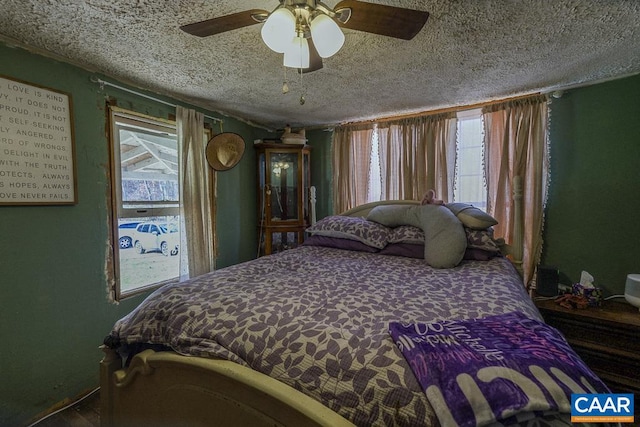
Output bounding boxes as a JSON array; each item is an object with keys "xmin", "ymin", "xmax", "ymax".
[
  {"xmin": 310, "ymin": 13, "xmax": 344, "ymax": 58},
  {"xmin": 261, "ymin": 7, "xmax": 296, "ymax": 53},
  {"xmin": 283, "ymin": 36, "xmax": 310, "ymax": 69}
]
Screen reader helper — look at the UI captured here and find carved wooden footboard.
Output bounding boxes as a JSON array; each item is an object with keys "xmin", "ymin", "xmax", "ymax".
[{"xmin": 100, "ymin": 346, "xmax": 355, "ymax": 427}]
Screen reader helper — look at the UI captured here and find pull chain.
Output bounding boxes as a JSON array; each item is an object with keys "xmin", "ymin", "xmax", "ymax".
[
  {"xmin": 282, "ymin": 66, "xmax": 289, "ymax": 94},
  {"xmin": 299, "ymin": 64, "xmax": 306, "ymax": 105}
]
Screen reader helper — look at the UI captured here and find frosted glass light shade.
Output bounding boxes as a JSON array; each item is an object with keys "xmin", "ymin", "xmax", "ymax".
[
  {"xmin": 283, "ymin": 36, "xmax": 310, "ymax": 69},
  {"xmin": 310, "ymin": 14, "xmax": 345, "ymax": 58},
  {"xmin": 261, "ymin": 8, "xmax": 296, "ymax": 53}
]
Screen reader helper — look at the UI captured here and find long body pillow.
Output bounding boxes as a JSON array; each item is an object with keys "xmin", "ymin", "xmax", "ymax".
[{"xmin": 367, "ymin": 204, "xmax": 466, "ymax": 268}]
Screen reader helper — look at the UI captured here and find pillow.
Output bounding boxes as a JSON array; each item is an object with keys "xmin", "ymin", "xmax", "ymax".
[
  {"xmin": 367, "ymin": 204, "xmax": 413, "ymax": 228},
  {"xmin": 380, "ymin": 243, "xmax": 498, "ymax": 261},
  {"xmin": 465, "ymin": 227, "xmax": 501, "ymax": 254},
  {"xmin": 368, "ymin": 204, "xmax": 466, "ymax": 268},
  {"xmin": 302, "ymin": 235, "xmax": 379, "ymax": 253},
  {"xmin": 446, "ymin": 203, "xmax": 498, "ymax": 230},
  {"xmin": 379, "ymin": 225, "xmax": 500, "ymax": 261},
  {"xmin": 388, "ymin": 225, "xmax": 425, "ymax": 244},
  {"xmin": 463, "ymin": 248, "xmax": 498, "ymax": 261},
  {"xmin": 379, "ymin": 243, "xmax": 424, "ymax": 259},
  {"xmin": 306, "ymin": 215, "xmax": 390, "ymax": 249}
]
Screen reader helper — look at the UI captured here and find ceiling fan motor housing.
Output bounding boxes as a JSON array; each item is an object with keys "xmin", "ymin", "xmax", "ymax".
[{"xmin": 282, "ymin": 0, "xmax": 350, "ymax": 24}]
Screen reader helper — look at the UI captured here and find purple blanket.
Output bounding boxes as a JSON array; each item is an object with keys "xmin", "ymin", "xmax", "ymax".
[{"xmin": 389, "ymin": 311, "xmax": 610, "ymax": 427}]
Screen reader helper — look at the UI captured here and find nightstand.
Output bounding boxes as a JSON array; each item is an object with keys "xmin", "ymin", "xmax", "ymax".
[{"xmin": 535, "ymin": 298, "xmax": 640, "ymax": 396}]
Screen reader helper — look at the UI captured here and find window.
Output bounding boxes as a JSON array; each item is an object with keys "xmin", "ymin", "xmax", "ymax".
[
  {"xmin": 365, "ymin": 111, "xmax": 487, "ymax": 209},
  {"xmin": 454, "ymin": 109, "xmax": 487, "ymax": 210},
  {"xmin": 109, "ymin": 108, "xmax": 181, "ymax": 298}
]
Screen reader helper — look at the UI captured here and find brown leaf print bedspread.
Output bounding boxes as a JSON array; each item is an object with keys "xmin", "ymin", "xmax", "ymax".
[{"xmin": 108, "ymin": 246, "xmax": 549, "ymax": 426}]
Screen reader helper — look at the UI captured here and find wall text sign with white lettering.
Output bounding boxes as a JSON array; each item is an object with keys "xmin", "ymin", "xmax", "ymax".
[{"xmin": 0, "ymin": 75, "xmax": 77, "ymax": 205}]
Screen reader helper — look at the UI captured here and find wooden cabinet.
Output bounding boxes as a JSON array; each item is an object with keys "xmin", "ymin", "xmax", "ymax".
[
  {"xmin": 255, "ymin": 143, "xmax": 311, "ymax": 256},
  {"xmin": 535, "ymin": 298, "xmax": 640, "ymax": 398}
]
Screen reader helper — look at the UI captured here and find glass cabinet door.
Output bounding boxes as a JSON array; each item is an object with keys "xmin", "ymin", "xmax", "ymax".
[
  {"xmin": 267, "ymin": 151, "xmax": 299, "ymax": 222},
  {"xmin": 256, "ymin": 143, "xmax": 311, "ymax": 256},
  {"xmin": 268, "ymin": 230, "xmax": 299, "ymax": 253}
]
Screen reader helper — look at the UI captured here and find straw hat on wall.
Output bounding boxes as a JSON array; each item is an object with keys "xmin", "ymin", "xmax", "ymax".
[{"xmin": 206, "ymin": 132, "xmax": 245, "ymax": 171}]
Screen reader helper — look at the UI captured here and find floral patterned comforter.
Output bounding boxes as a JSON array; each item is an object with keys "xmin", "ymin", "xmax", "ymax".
[{"xmin": 107, "ymin": 246, "xmax": 562, "ymax": 426}]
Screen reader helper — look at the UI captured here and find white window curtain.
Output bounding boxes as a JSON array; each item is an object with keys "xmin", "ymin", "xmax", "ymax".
[
  {"xmin": 177, "ymin": 106, "xmax": 215, "ymax": 279},
  {"xmin": 483, "ymin": 95, "xmax": 549, "ymax": 289},
  {"xmin": 377, "ymin": 113, "xmax": 457, "ymax": 202},
  {"xmin": 332, "ymin": 124, "xmax": 374, "ymax": 213}
]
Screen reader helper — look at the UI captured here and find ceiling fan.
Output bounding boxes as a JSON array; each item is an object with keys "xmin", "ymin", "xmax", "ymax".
[{"xmin": 180, "ymin": 0, "xmax": 429, "ymax": 73}]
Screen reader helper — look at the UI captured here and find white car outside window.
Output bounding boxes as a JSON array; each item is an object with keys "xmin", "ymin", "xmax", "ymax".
[{"xmin": 133, "ymin": 222, "xmax": 179, "ymax": 256}]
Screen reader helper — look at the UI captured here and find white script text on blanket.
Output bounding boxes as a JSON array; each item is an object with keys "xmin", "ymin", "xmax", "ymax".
[{"xmin": 389, "ymin": 312, "xmax": 610, "ymax": 427}]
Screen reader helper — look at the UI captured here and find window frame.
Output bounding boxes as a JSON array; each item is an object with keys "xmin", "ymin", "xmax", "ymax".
[{"xmin": 108, "ymin": 106, "xmax": 181, "ymax": 300}]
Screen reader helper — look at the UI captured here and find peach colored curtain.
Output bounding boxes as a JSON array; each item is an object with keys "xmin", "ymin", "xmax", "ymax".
[
  {"xmin": 483, "ymin": 95, "xmax": 549, "ymax": 289},
  {"xmin": 332, "ymin": 124, "xmax": 374, "ymax": 213},
  {"xmin": 377, "ymin": 113, "xmax": 457, "ymax": 202},
  {"xmin": 177, "ymin": 106, "xmax": 215, "ymax": 279}
]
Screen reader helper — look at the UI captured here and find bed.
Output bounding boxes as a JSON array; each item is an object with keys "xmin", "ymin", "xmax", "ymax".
[{"xmin": 100, "ymin": 197, "xmax": 614, "ymax": 427}]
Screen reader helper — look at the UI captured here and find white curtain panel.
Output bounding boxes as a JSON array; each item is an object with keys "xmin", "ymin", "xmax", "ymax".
[{"xmin": 177, "ymin": 106, "xmax": 214, "ymax": 279}]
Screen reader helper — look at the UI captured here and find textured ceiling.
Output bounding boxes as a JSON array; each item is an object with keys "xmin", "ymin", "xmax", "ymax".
[{"xmin": 1, "ymin": 1, "xmax": 639, "ymax": 130}]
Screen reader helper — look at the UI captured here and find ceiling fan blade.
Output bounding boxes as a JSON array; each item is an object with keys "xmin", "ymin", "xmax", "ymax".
[
  {"xmin": 302, "ymin": 39, "xmax": 324, "ymax": 74},
  {"xmin": 180, "ymin": 9, "xmax": 268, "ymax": 37},
  {"xmin": 334, "ymin": 0, "xmax": 429, "ymax": 40}
]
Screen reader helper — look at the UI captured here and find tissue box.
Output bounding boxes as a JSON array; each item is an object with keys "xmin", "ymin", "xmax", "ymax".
[{"xmin": 572, "ymin": 283, "xmax": 603, "ymax": 307}]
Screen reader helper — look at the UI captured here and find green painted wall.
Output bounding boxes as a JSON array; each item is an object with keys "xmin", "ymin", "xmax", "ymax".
[
  {"xmin": 542, "ymin": 74, "xmax": 640, "ymax": 295},
  {"xmin": 307, "ymin": 128, "xmax": 334, "ymax": 219},
  {"xmin": 0, "ymin": 42, "xmax": 259, "ymax": 426}
]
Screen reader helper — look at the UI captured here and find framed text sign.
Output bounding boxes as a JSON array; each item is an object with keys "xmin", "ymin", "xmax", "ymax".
[{"xmin": 0, "ymin": 75, "xmax": 77, "ymax": 205}]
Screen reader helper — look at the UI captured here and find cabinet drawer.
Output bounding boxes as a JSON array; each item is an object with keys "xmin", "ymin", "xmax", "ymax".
[
  {"xmin": 543, "ymin": 315, "xmax": 640, "ymax": 353},
  {"xmin": 573, "ymin": 345, "xmax": 640, "ymax": 392}
]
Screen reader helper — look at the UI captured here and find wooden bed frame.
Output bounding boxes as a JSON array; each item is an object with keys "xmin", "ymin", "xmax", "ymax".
[
  {"xmin": 100, "ymin": 191, "xmax": 524, "ymax": 427},
  {"xmin": 99, "ymin": 347, "xmax": 355, "ymax": 427}
]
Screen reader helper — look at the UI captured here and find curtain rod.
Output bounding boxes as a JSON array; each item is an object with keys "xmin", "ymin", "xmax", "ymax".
[
  {"xmin": 91, "ymin": 77, "xmax": 223, "ymax": 123},
  {"xmin": 338, "ymin": 92, "xmax": 544, "ymax": 127}
]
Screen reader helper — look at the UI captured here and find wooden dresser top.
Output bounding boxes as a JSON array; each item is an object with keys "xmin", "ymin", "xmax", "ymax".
[{"xmin": 535, "ymin": 298, "xmax": 640, "ymax": 328}]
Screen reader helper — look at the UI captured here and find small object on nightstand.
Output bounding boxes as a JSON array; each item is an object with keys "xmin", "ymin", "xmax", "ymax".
[
  {"xmin": 624, "ymin": 273, "xmax": 640, "ymax": 311},
  {"xmin": 572, "ymin": 283, "xmax": 603, "ymax": 307},
  {"xmin": 569, "ymin": 270, "xmax": 603, "ymax": 307},
  {"xmin": 537, "ymin": 265, "xmax": 559, "ymax": 296},
  {"xmin": 555, "ymin": 294, "xmax": 589, "ymax": 309}
]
